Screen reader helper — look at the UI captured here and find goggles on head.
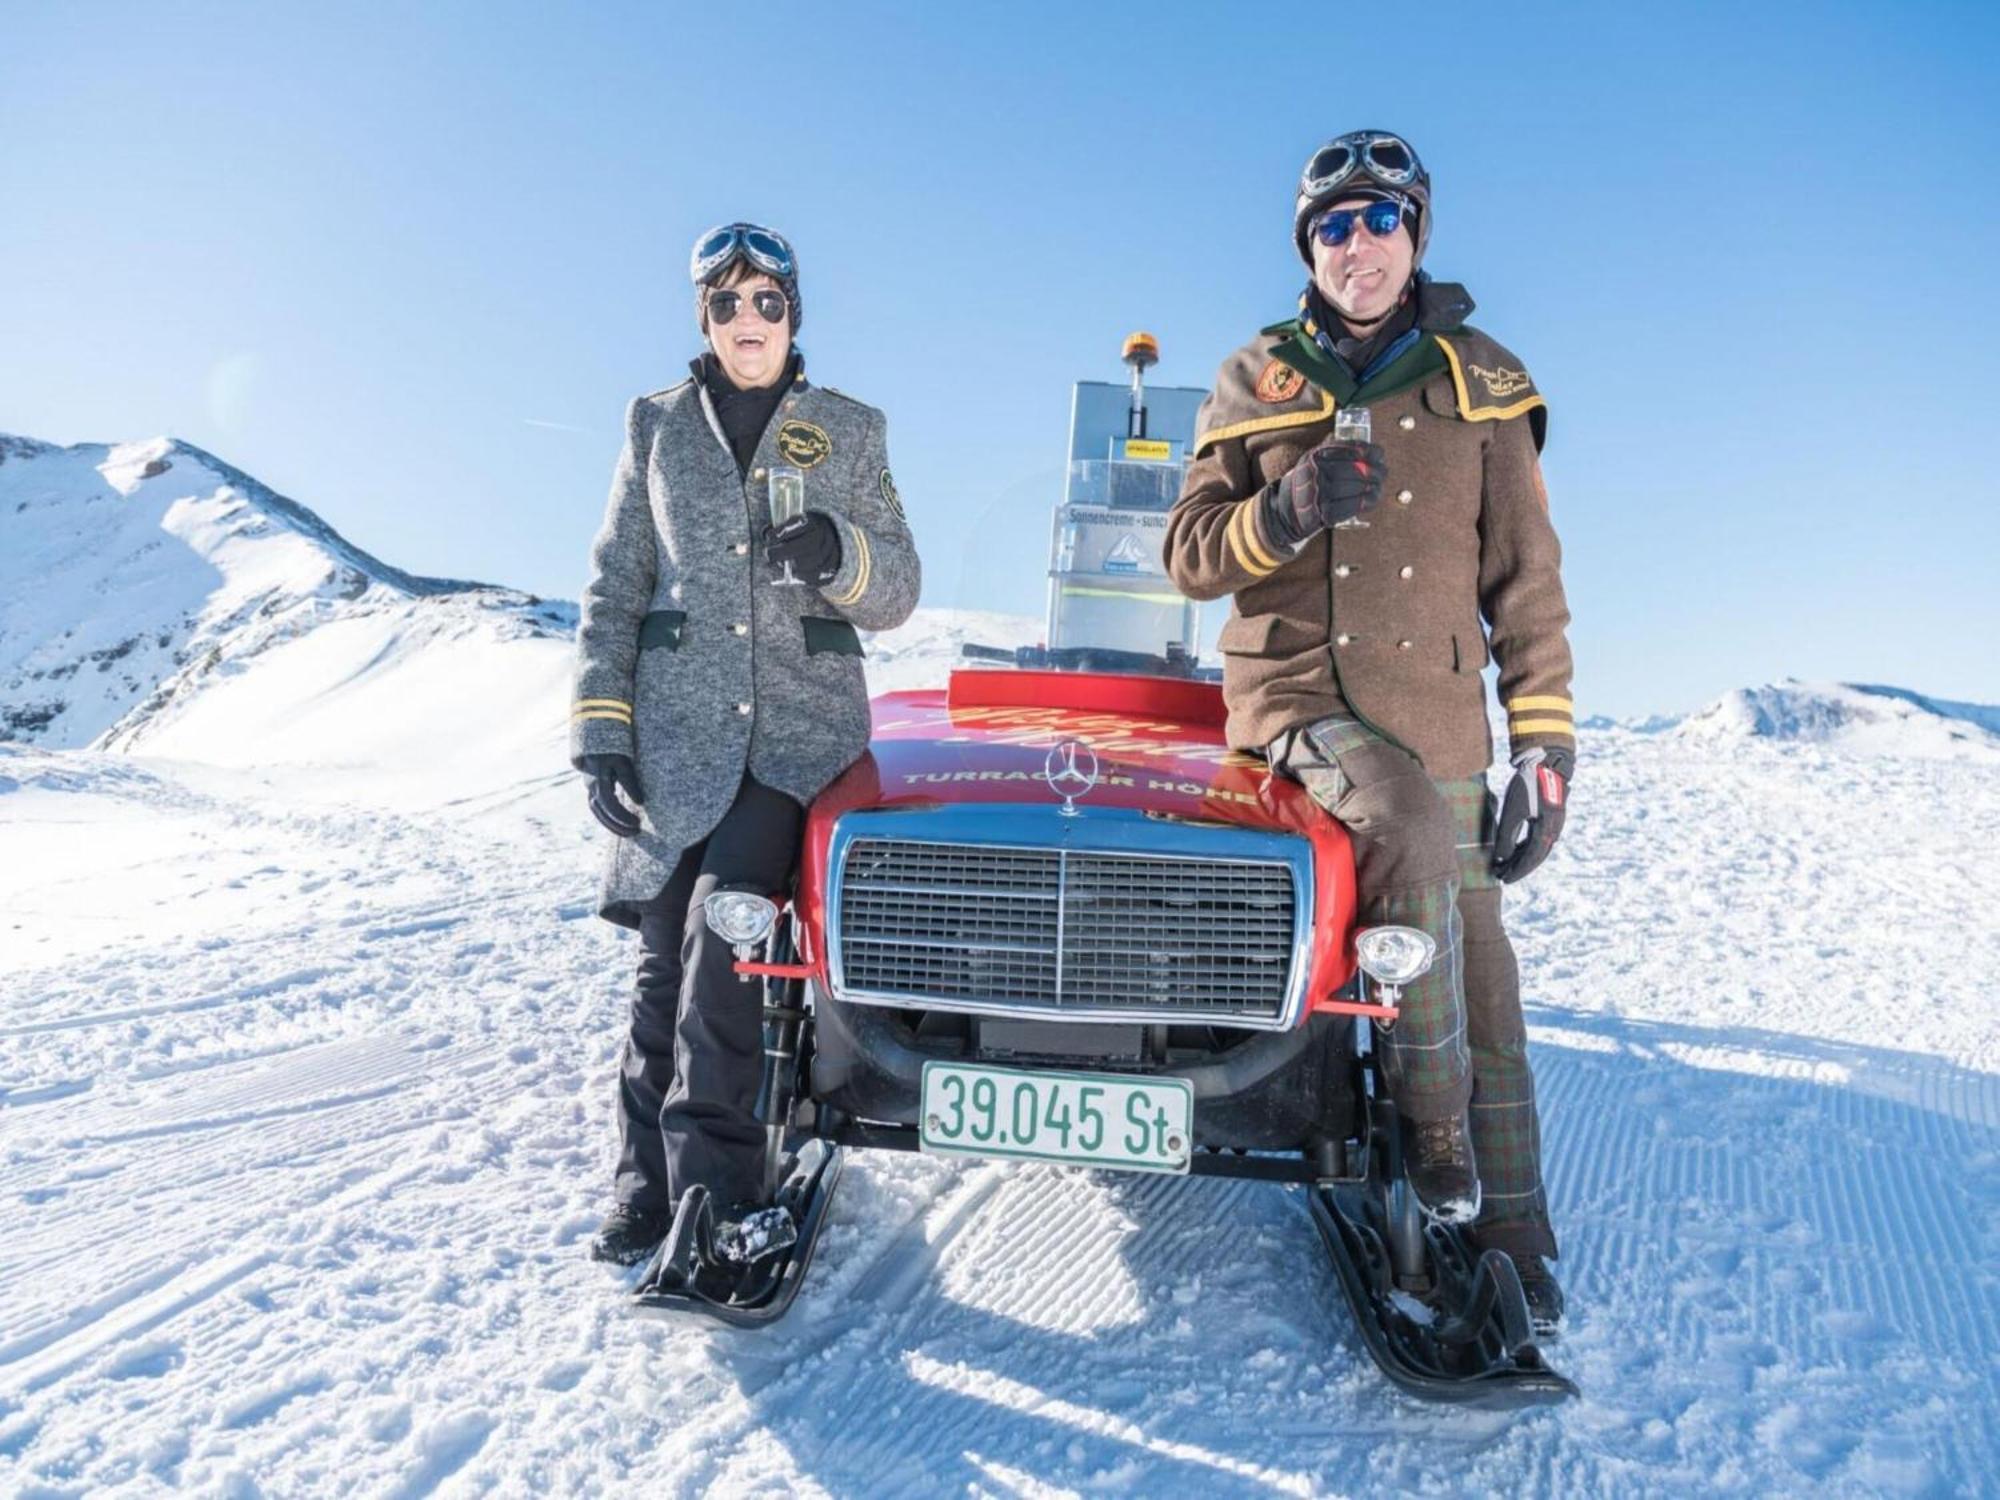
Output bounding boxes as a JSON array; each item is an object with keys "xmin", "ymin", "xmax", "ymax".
[
  {"xmin": 689, "ymin": 222, "xmax": 796, "ymax": 285},
  {"xmin": 1300, "ymin": 131, "xmax": 1424, "ymax": 199},
  {"xmin": 1313, "ymin": 197, "xmax": 1408, "ymax": 248}
]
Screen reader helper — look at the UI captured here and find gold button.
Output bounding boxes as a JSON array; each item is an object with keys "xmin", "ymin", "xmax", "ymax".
[
  {"xmin": 1399, "ymin": 565, "xmax": 1414, "ymax": 579},
  {"xmin": 1335, "ymin": 632, "xmax": 1353, "ymax": 646},
  {"xmin": 752, "ymin": 467, "xmax": 766, "ymax": 480},
  {"xmin": 735, "ymin": 702, "xmax": 752, "ymax": 716},
  {"xmin": 1334, "ymin": 564, "xmax": 1352, "ymax": 579},
  {"xmin": 1398, "ymin": 415, "xmax": 1416, "ymax": 431},
  {"xmin": 1397, "ymin": 490, "xmax": 1413, "ymax": 505},
  {"xmin": 732, "ymin": 623, "xmax": 749, "ymax": 636},
  {"xmin": 1397, "ymin": 639, "xmax": 1413, "ymax": 650}
]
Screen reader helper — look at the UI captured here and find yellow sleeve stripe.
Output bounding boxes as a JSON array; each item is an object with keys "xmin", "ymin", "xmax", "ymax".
[
  {"xmin": 1226, "ymin": 500, "xmax": 1279, "ymax": 578},
  {"xmin": 1224, "ymin": 504, "xmax": 1262, "ymax": 576},
  {"xmin": 1506, "ymin": 695, "xmax": 1573, "ymax": 713},
  {"xmin": 574, "ymin": 698, "xmax": 633, "ymax": 712},
  {"xmin": 827, "ymin": 524, "xmax": 872, "ymax": 606},
  {"xmin": 1508, "ymin": 719, "xmax": 1576, "ymax": 736},
  {"xmin": 1232, "ymin": 502, "xmax": 1280, "ymax": 580},
  {"xmin": 573, "ymin": 707, "xmax": 633, "ymax": 724}
]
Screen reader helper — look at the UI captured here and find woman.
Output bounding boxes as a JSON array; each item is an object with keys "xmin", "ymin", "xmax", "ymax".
[{"xmin": 571, "ymin": 222, "xmax": 920, "ymax": 1266}]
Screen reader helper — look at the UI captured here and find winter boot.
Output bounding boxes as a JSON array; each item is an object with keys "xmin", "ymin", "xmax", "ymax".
[
  {"xmin": 589, "ymin": 1203, "xmax": 676, "ymax": 1266},
  {"xmin": 713, "ymin": 1200, "xmax": 799, "ymax": 1266},
  {"xmin": 1512, "ymin": 1254, "xmax": 1565, "ymax": 1335},
  {"xmin": 1401, "ymin": 1109, "xmax": 1481, "ymax": 1225}
]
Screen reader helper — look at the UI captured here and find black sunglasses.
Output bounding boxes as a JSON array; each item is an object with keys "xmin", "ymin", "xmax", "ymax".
[{"xmin": 707, "ymin": 287, "xmax": 789, "ymax": 326}]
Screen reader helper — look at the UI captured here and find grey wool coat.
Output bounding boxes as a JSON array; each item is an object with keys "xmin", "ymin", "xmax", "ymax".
[{"xmin": 569, "ymin": 371, "xmax": 921, "ymax": 926}]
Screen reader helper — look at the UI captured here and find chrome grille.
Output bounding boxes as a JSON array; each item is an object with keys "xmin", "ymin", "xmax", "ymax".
[{"xmin": 834, "ymin": 836, "xmax": 1298, "ymax": 1022}]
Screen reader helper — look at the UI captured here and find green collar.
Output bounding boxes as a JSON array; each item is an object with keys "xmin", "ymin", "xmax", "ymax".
[{"xmin": 1266, "ymin": 324, "xmax": 1446, "ymax": 409}]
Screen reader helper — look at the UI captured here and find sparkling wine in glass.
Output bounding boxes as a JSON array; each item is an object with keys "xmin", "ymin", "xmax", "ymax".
[
  {"xmin": 1331, "ymin": 406, "xmax": 1372, "ymax": 529},
  {"xmin": 767, "ymin": 465, "xmax": 806, "ymax": 586}
]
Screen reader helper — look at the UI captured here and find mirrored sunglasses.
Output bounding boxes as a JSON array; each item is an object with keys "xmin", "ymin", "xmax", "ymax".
[
  {"xmin": 1314, "ymin": 199, "xmax": 1407, "ymax": 248},
  {"xmin": 706, "ymin": 287, "xmax": 789, "ymax": 326}
]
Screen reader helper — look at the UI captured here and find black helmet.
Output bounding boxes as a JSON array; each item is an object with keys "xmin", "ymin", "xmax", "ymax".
[
  {"xmin": 1293, "ymin": 131, "xmax": 1431, "ymax": 269},
  {"xmin": 689, "ymin": 221, "xmax": 802, "ymax": 331}
]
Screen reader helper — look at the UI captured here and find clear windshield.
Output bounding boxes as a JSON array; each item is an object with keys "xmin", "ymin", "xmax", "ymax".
[{"xmin": 952, "ymin": 454, "xmax": 1218, "ymax": 681}]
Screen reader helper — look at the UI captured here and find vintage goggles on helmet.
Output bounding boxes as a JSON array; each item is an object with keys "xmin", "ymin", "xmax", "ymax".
[
  {"xmin": 1314, "ymin": 197, "xmax": 1408, "ymax": 247},
  {"xmin": 1300, "ymin": 131, "xmax": 1424, "ymax": 198},
  {"xmin": 689, "ymin": 222, "xmax": 796, "ymax": 285}
]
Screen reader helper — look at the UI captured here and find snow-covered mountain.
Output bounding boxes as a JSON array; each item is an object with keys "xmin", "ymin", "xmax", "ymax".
[
  {"xmin": 1674, "ymin": 678, "xmax": 2000, "ymax": 763},
  {"xmin": 14, "ymin": 430, "xmax": 2000, "ymax": 790},
  {"xmin": 0, "ymin": 432, "xmax": 574, "ymax": 756},
  {"xmin": 0, "ymin": 431, "xmax": 1038, "ymax": 806}
]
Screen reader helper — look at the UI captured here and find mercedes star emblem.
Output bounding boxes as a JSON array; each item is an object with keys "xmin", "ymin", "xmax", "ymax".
[{"xmin": 1042, "ymin": 738, "xmax": 1101, "ymax": 817}]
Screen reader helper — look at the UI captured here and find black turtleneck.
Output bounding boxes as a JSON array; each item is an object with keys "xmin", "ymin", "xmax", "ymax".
[
  {"xmin": 1303, "ymin": 274, "xmax": 1478, "ymax": 382},
  {"xmin": 693, "ymin": 350, "xmax": 801, "ymax": 476},
  {"xmin": 1305, "ymin": 281, "xmax": 1419, "ymax": 381}
]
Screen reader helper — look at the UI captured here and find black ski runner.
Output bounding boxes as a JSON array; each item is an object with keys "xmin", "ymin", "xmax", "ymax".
[
  {"xmin": 632, "ymin": 1139, "xmax": 844, "ymax": 1327},
  {"xmin": 1306, "ymin": 1179, "xmax": 1577, "ymax": 1408}
]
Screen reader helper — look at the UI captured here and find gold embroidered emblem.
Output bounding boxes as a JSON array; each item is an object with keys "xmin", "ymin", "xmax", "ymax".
[
  {"xmin": 879, "ymin": 467, "xmax": 903, "ymax": 518},
  {"xmin": 1254, "ymin": 360, "xmax": 1306, "ymax": 405},
  {"xmin": 1469, "ymin": 364, "xmax": 1532, "ymax": 399},
  {"xmin": 775, "ymin": 419, "xmax": 832, "ymax": 468}
]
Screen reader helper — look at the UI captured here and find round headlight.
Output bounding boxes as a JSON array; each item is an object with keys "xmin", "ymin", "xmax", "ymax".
[
  {"xmin": 1355, "ymin": 926, "xmax": 1436, "ymax": 987},
  {"xmin": 704, "ymin": 891, "xmax": 778, "ymax": 946}
]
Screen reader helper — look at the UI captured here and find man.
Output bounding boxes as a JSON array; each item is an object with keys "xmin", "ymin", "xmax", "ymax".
[
  {"xmin": 572, "ymin": 222, "xmax": 919, "ymax": 1267},
  {"xmin": 1163, "ymin": 131, "xmax": 1575, "ymax": 1328}
]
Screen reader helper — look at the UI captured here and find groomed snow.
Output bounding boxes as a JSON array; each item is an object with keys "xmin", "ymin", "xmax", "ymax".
[{"xmin": 3, "ymin": 614, "xmax": 1995, "ymax": 1497}]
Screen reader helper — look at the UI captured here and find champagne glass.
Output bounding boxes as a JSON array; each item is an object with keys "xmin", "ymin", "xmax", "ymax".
[
  {"xmin": 1331, "ymin": 406, "xmax": 1371, "ymax": 530},
  {"xmin": 767, "ymin": 465, "xmax": 806, "ymax": 586}
]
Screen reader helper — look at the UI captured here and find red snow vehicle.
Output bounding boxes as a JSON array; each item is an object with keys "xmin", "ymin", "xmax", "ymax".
[{"xmin": 634, "ymin": 338, "xmax": 1573, "ymax": 1408}]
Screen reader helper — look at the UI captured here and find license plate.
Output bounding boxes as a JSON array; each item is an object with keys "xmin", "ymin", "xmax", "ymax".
[{"xmin": 919, "ymin": 1061, "xmax": 1193, "ymax": 1175}]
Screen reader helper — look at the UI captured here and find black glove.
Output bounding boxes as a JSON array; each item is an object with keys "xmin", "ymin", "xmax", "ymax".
[
  {"xmin": 763, "ymin": 511, "xmax": 842, "ymax": 585},
  {"xmin": 580, "ymin": 752, "xmax": 644, "ymax": 839},
  {"xmin": 1258, "ymin": 438, "xmax": 1387, "ymax": 549},
  {"xmin": 1491, "ymin": 746, "xmax": 1573, "ymax": 882}
]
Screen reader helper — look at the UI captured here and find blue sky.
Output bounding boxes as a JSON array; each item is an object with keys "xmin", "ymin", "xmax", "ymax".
[{"xmin": 4, "ymin": 0, "xmax": 1996, "ymax": 718}]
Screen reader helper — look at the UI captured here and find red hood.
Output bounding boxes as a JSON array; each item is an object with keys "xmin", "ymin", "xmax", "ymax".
[
  {"xmin": 794, "ymin": 670, "xmax": 1360, "ymax": 1014},
  {"xmin": 856, "ymin": 671, "xmax": 1318, "ymax": 832}
]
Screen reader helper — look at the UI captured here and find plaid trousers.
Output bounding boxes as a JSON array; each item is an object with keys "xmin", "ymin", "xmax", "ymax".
[
  {"xmin": 1269, "ymin": 715, "xmax": 1472, "ymax": 1121},
  {"xmin": 1438, "ymin": 775, "xmax": 1558, "ymax": 1261}
]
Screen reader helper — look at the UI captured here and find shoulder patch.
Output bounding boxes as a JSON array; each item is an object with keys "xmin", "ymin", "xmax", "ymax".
[
  {"xmin": 879, "ymin": 467, "xmax": 903, "ymax": 518},
  {"xmin": 1434, "ymin": 335, "xmax": 1545, "ymax": 426},
  {"xmin": 813, "ymin": 385, "xmax": 868, "ymax": 409},
  {"xmin": 1254, "ymin": 360, "xmax": 1307, "ymax": 405},
  {"xmin": 776, "ymin": 419, "xmax": 833, "ymax": 468},
  {"xmin": 1467, "ymin": 363, "xmax": 1532, "ymax": 399}
]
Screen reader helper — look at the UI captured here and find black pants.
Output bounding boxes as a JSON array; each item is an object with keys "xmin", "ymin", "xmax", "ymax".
[{"xmin": 615, "ymin": 775, "xmax": 803, "ymax": 1212}]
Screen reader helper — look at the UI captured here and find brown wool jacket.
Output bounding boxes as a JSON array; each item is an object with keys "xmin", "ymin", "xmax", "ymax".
[{"xmin": 1164, "ymin": 285, "xmax": 1575, "ymax": 778}]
